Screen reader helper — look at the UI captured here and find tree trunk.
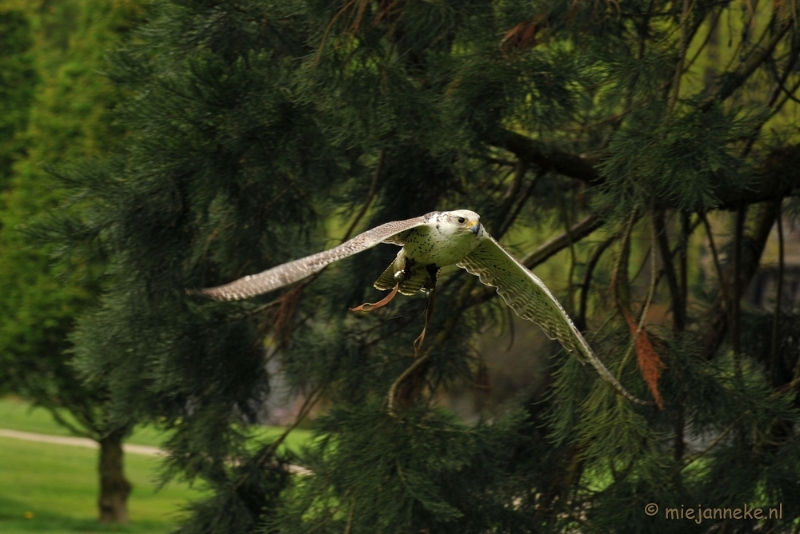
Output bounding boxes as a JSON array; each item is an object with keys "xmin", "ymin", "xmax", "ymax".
[{"xmin": 98, "ymin": 428, "xmax": 131, "ymax": 524}]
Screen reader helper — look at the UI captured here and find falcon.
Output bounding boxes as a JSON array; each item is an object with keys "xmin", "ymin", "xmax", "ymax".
[{"xmin": 192, "ymin": 210, "xmax": 647, "ymax": 405}]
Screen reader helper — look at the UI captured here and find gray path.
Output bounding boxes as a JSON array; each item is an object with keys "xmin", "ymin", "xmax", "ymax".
[
  {"xmin": 0, "ymin": 428, "xmax": 163, "ymax": 456},
  {"xmin": 0, "ymin": 428, "xmax": 311, "ymax": 475}
]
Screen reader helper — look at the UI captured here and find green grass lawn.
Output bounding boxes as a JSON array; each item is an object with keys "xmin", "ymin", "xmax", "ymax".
[
  {"xmin": 0, "ymin": 436, "xmax": 203, "ymax": 533},
  {"xmin": 0, "ymin": 397, "xmax": 313, "ymax": 533}
]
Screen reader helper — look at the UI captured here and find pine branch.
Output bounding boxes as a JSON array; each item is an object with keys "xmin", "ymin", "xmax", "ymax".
[
  {"xmin": 679, "ymin": 212, "xmax": 690, "ymax": 310},
  {"xmin": 341, "ymin": 147, "xmax": 384, "ymax": 243},
  {"xmin": 232, "ymin": 387, "xmax": 321, "ymax": 492},
  {"xmin": 495, "ymin": 161, "xmax": 533, "ymax": 238},
  {"xmin": 682, "ymin": 7, "xmax": 724, "ymax": 74},
  {"xmin": 45, "ymin": 405, "xmax": 100, "ymax": 441},
  {"xmin": 520, "ymin": 214, "xmax": 602, "ymax": 268},
  {"xmin": 625, "ymin": 215, "xmax": 664, "ymax": 408},
  {"xmin": 610, "ymin": 209, "xmax": 638, "ymax": 311},
  {"xmin": 487, "ymin": 131, "xmax": 800, "ymax": 209},
  {"xmin": 653, "ymin": 211, "xmax": 685, "ymax": 331},
  {"xmin": 700, "ymin": 213, "xmax": 731, "ymax": 308},
  {"xmin": 701, "ymin": 201, "xmax": 780, "ymax": 360},
  {"xmin": 699, "ymin": 16, "xmax": 794, "ymax": 112},
  {"xmin": 578, "ymin": 233, "xmax": 616, "ymax": 327},
  {"xmin": 666, "ymin": 0, "xmax": 692, "ymax": 115},
  {"xmin": 485, "ymin": 129, "xmax": 600, "ymax": 185},
  {"xmin": 344, "ymin": 497, "xmax": 356, "ymax": 534},
  {"xmin": 731, "ymin": 206, "xmax": 746, "ymax": 367},
  {"xmin": 388, "ymin": 275, "xmax": 480, "ymax": 413},
  {"xmin": 682, "ymin": 423, "xmax": 735, "ymax": 470},
  {"xmin": 556, "ymin": 180, "xmax": 577, "ymax": 310},
  {"xmin": 772, "ymin": 77, "xmax": 800, "ymax": 116},
  {"xmin": 770, "ymin": 203, "xmax": 784, "ymax": 387}
]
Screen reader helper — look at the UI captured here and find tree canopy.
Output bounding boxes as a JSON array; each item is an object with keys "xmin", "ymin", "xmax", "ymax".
[
  {"xmin": 34, "ymin": 0, "xmax": 800, "ymax": 532},
  {"xmin": 0, "ymin": 0, "xmax": 143, "ymax": 523}
]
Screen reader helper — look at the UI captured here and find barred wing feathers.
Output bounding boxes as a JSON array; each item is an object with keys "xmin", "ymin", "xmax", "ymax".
[
  {"xmin": 458, "ymin": 234, "xmax": 648, "ymax": 405},
  {"xmin": 193, "ymin": 213, "xmax": 436, "ymax": 301}
]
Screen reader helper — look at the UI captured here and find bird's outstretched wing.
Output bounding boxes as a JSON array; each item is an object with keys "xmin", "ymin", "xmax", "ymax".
[
  {"xmin": 192, "ymin": 212, "xmax": 437, "ymax": 300},
  {"xmin": 458, "ymin": 233, "xmax": 649, "ymax": 405}
]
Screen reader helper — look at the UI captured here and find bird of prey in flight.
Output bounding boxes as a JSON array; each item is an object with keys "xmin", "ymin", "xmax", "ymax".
[{"xmin": 192, "ymin": 209, "xmax": 647, "ymax": 405}]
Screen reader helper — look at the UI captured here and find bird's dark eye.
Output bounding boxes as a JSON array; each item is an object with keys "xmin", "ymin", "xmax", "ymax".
[{"xmin": 457, "ymin": 217, "xmax": 466, "ymax": 224}]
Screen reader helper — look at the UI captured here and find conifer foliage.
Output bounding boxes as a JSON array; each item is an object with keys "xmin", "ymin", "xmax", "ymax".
[
  {"xmin": 0, "ymin": 9, "xmax": 35, "ymax": 192},
  {"xmin": 0, "ymin": 0, "xmax": 142, "ymax": 524},
  {"xmin": 48, "ymin": 0, "xmax": 800, "ymax": 532}
]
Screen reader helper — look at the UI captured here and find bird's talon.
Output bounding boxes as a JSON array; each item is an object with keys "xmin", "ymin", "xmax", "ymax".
[{"xmin": 350, "ymin": 284, "xmax": 400, "ymax": 313}]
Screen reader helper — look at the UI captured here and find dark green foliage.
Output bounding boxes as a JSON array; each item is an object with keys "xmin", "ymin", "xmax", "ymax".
[
  {"xmin": 0, "ymin": 2, "xmax": 130, "ymax": 420},
  {"xmin": 0, "ymin": 0, "xmax": 143, "ymax": 522},
  {"xmin": 176, "ymin": 444, "xmax": 291, "ymax": 534},
  {"xmin": 597, "ymin": 103, "xmax": 757, "ymax": 216},
  {"xmin": 0, "ymin": 0, "xmax": 140, "ymax": 424},
  {"xmin": 39, "ymin": 0, "xmax": 800, "ymax": 532},
  {"xmin": 265, "ymin": 403, "xmax": 533, "ymax": 533},
  {"xmin": 0, "ymin": 9, "xmax": 36, "ymax": 193}
]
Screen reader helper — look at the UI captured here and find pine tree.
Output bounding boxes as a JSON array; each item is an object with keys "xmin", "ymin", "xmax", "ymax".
[
  {"xmin": 0, "ymin": 0, "xmax": 142, "ymax": 523},
  {"xmin": 0, "ymin": 8, "xmax": 35, "ymax": 194},
  {"xmin": 47, "ymin": 1, "xmax": 800, "ymax": 532}
]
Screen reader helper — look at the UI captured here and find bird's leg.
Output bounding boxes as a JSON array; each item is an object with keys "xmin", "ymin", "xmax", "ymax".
[
  {"xmin": 387, "ymin": 265, "xmax": 439, "ymax": 415},
  {"xmin": 356, "ymin": 262, "xmax": 441, "ymax": 411},
  {"xmin": 413, "ymin": 265, "xmax": 439, "ymax": 354},
  {"xmin": 387, "ymin": 349, "xmax": 431, "ymax": 415},
  {"xmin": 350, "ymin": 283, "xmax": 400, "ymax": 312},
  {"xmin": 351, "ymin": 257, "xmax": 414, "ymax": 313}
]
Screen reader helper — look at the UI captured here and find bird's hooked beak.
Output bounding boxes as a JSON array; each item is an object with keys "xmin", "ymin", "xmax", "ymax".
[{"xmin": 469, "ymin": 222, "xmax": 481, "ymax": 236}]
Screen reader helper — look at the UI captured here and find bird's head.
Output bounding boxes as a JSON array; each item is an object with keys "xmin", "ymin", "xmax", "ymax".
[{"xmin": 438, "ymin": 209, "xmax": 483, "ymax": 237}]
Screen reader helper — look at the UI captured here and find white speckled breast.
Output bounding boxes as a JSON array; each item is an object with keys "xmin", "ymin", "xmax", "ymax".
[{"xmin": 403, "ymin": 225, "xmax": 481, "ymax": 267}]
